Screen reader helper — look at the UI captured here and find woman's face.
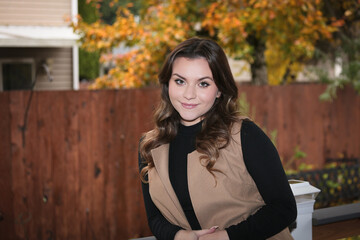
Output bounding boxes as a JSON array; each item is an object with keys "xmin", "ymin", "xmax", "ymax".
[{"xmin": 168, "ymin": 57, "xmax": 220, "ymax": 126}]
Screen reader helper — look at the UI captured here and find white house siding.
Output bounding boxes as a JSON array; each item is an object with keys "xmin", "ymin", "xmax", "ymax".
[
  {"xmin": 0, "ymin": 0, "xmax": 72, "ymax": 26},
  {"xmin": 0, "ymin": 47, "xmax": 73, "ymax": 90}
]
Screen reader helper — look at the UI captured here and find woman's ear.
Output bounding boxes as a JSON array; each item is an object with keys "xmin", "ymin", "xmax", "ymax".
[{"xmin": 216, "ymin": 91, "xmax": 221, "ymax": 98}]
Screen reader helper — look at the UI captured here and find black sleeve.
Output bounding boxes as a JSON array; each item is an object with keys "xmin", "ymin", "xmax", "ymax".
[
  {"xmin": 138, "ymin": 146, "xmax": 183, "ymax": 240},
  {"xmin": 225, "ymin": 120, "xmax": 297, "ymax": 240}
]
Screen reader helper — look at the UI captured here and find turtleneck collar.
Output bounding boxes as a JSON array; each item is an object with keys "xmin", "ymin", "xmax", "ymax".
[{"xmin": 178, "ymin": 121, "xmax": 203, "ymax": 136}]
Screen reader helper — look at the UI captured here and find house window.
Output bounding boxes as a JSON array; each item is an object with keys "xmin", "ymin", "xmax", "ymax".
[{"xmin": 0, "ymin": 59, "xmax": 35, "ymax": 91}]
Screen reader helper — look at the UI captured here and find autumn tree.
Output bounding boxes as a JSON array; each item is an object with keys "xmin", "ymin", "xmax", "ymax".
[
  {"xmin": 202, "ymin": 0, "xmax": 340, "ymax": 85},
  {"xmin": 74, "ymin": 1, "xmax": 198, "ymax": 88},
  {"xmin": 314, "ymin": 0, "xmax": 360, "ymax": 100},
  {"xmin": 73, "ymin": 0, "xmax": 341, "ymax": 88}
]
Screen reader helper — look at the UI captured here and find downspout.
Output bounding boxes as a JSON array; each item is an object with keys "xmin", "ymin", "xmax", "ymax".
[{"xmin": 72, "ymin": 0, "xmax": 79, "ymax": 90}]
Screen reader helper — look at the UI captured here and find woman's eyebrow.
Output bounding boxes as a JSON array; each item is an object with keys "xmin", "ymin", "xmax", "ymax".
[
  {"xmin": 198, "ymin": 76, "xmax": 214, "ymax": 81},
  {"xmin": 172, "ymin": 73, "xmax": 214, "ymax": 81},
  {"xmin": 172, "ymin": 73, "xmax": 185, "ymax": 79}
]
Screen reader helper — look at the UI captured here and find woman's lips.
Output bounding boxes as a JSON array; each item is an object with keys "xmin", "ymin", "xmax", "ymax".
[{"xmin": 181, "ymin": 103, "xmax": 198, "ymax": 109}]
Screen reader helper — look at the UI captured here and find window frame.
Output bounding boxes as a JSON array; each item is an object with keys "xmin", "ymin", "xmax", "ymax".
[{"xmin": 0, "ymin": 58, "xmax": 36, "ymax": 91}]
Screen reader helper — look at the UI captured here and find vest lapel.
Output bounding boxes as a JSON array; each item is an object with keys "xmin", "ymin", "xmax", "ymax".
[{"xmin": 151, "ymin": 144, "xmax": 190, "ymax": 228}]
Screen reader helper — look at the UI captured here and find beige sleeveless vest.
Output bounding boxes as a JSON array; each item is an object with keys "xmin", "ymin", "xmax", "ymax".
[{"xmin": 148, "ymin": 120, "xmax": 293, "ymax": 239}]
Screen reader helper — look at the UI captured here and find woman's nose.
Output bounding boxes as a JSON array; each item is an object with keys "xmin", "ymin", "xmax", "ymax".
[{"xmin": 183, "ymin": 85, "xmax": 196, "ymax": 100}]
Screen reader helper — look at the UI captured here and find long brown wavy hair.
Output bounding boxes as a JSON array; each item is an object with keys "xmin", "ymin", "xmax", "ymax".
[{"xmin": 140, "ymin": 37, "xmax": 241, "ymax": 183}]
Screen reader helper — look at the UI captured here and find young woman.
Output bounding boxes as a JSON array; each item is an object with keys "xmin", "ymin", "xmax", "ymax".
[{"xmin": 139, "ymin": 37, "xmax": 297, "ymax": 240}]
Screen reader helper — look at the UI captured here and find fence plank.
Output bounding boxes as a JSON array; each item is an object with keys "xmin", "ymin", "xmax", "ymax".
[
  {"xmin": 9, "ymin": 91, "xmax": 35, "ymax": 239},
  {"xmin": 36, "ymin": 91, "xmax": 56, "ymax": 239},
  {"xmin": 77, "ymin": 90, "xmax": 95, "ymax": 239},
  {"xmin": 0, "ymin": 92, "xmax": 16, "ymax": 239}
]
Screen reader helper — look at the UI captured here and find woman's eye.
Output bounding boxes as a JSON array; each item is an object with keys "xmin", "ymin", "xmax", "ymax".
[
  {"xmin": 199, "ymin": 81, "xmax": 210, "ymax": 88},
  {"xmin": 174, "ymin": 79, "xmax": 185, "ymax": 85}
]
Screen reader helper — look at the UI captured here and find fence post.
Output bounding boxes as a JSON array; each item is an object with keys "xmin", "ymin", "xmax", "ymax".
[{"xmin": 289, "ymin": 180, "xmax": 321, "ymax": 240}]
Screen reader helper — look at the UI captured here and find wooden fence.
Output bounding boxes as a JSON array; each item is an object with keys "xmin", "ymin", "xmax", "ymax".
[{"xmin": 0, "ymin": 84, "xmax": 359, "ymax": 239}]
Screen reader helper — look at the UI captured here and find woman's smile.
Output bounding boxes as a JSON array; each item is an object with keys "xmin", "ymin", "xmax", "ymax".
[{"xmin": 181, "ymin": 103, "xmax": 199, "ymax": 109}]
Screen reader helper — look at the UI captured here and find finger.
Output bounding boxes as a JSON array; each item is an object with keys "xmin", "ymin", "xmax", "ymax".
[
  {"xmin": 210, "ymin": 226, "xmax": 219, "ymax": 230},
  {"xmin": 194, "ymin": 226, "xmax": 218, "ymax": 237}
]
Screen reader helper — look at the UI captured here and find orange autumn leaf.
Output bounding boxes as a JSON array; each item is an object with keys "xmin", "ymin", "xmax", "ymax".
[{"xmin": 331, "ymin": 19, "xmax": 345, "ymax": 27}]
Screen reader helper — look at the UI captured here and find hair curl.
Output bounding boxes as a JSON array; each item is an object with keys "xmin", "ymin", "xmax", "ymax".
[{"xmin": 140, "ymin": 37, "xmax": 241, "ymax": 183}]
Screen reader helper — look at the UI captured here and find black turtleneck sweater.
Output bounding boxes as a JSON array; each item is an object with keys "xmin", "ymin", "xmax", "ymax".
[{"xmin": 139, "ymin": 120, "xmax": 297, "ymax": 240}]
